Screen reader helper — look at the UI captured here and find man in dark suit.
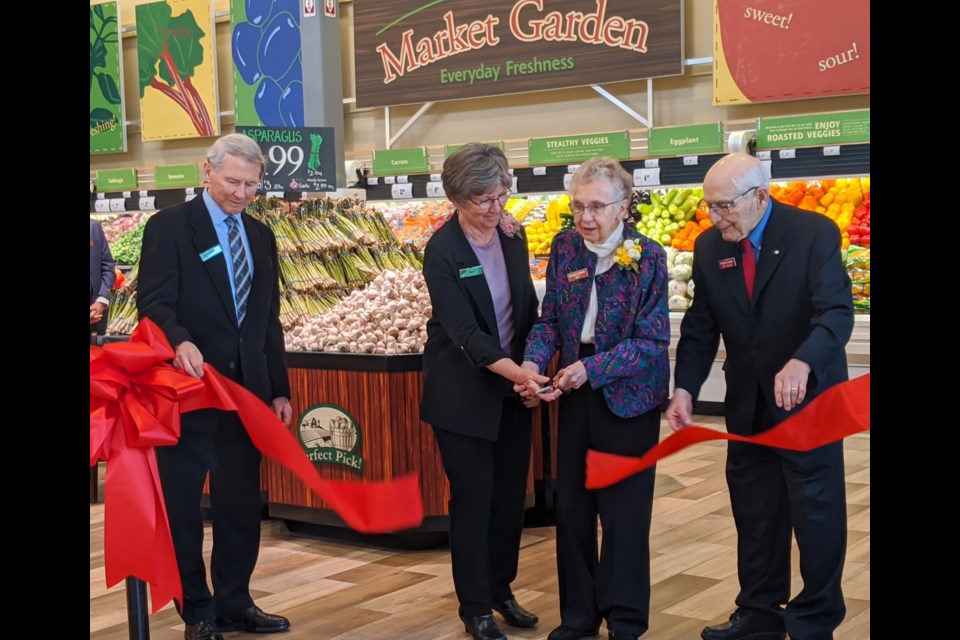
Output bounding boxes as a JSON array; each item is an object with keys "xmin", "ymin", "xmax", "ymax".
[
  {"xmin": 666, "ymin": 153, "xmax": 853, "ymax": 640},
  {"xmin": 137, "ymin": 134, "xmax": 293, "ymax": 640},
  {"xmin": 90, "ymin": 218, "xmax": 116, "ymax": 337}
]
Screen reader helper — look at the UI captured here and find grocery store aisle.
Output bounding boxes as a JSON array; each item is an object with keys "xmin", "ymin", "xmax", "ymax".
[{"xmin": 90, "ymin": 416, "xmax": 870, "ymax": 639}]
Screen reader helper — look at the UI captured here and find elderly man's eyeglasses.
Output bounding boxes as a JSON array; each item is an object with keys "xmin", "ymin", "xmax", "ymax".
[
  {"xmin": 571, "ymin": 200, "xmax": 621, "ymax": 218},
  {"xmin": 469, "ymin": 189, "xmax": 511, "ymax": 211},
  {"xmin": 700, "ymin": 186, "xmax": 759, "ymax": 216}
]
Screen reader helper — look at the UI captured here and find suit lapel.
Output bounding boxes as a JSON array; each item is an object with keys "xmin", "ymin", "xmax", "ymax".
[
  {"xmin": 450, "ymin": 214, "xmax": 499, "ymax": 342},
  {"xmin": 752, "ymin": 204, "xmax": 787, "ymax": 303},
  {"xmin": 565, "ymin": 234, "xmax": 596, "ymax": 341},
  {"xmin": 715, "ymin": 240, "xmax": 750, "ymax": 314},
  {"xmin": 189, "ymin": 197, "xmax": 240, "ymax": 327},
  {"xmin": 244, "ymin": 213, "xmax": 272, "ymax": 327}
]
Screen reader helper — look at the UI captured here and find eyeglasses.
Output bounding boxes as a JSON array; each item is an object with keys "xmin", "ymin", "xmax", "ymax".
[
  {"xmin": 469, "ymin": 189, "xmax": 511, "ymax": 211},
  {"xmin": 571, "ymin": 200, "xmax": 622, "ymax": 218},
  {"xmin": 700, "ymin": 186, "xmax": 759, "ymax": 216}
]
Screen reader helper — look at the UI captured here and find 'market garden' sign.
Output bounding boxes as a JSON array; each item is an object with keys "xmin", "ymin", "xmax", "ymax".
[{"xmin": 354, "ymin": 0, "xmax": 682, "ymax": 109}]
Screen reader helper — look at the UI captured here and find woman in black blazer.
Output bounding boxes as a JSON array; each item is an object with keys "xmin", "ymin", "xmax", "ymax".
[{"xmin": 420, "ymin": 143, "xmax": 551, "ymax": 640}]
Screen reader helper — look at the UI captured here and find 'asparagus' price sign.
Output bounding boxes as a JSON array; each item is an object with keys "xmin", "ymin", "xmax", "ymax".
[{"xmin": 236, "ymin": 126, "xmax": 337, "ymax": 192}]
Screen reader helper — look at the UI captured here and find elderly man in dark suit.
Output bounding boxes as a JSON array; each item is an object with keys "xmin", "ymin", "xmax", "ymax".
[
  {"xmin": 137, "ymin": 134, "xmax": 292, "ymax": 640},
  {"xmin": 667, "ymin": 153, "xmax": 854, "ymax": 640},
  {"xmin": 90, "ymin": 218, "xmax": 116, "ymax": 336}
]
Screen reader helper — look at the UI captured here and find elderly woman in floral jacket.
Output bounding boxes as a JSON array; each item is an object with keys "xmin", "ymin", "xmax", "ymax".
[{"xmin": 518, "ymin": 157, "xmax": 671, "ymax": 640}]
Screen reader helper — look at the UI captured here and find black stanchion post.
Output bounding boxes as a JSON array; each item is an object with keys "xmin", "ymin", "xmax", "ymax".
[{"xmin": 125, "ymin": 577, "xmax": 150, "ymax": 640}]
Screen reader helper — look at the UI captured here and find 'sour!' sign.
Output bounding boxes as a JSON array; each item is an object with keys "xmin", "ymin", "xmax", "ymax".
[{"xmin": 354, "ymin": 0, "xmax": 682, "ymax": 109}]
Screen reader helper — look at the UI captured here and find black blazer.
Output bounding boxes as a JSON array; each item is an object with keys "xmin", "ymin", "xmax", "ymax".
[
  {"xmin": 420, "ymin": 213, "xmax": 539, "ymax": 440},
  {"xmin": 674, "ymin": 199, "xmax": 853, "ymax": 435},
  {"xmin": 136, "ymin": 193, "xmax": 290, "ymax": 403}
]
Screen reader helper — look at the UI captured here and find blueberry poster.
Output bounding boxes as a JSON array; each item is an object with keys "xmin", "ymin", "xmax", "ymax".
[
  {"xmin": 90, "ymin": 1, "xmax": 127, "ymax": 154},
  {"xmin": 712, "ymin": 0, "xmax": 869, "ymax": 105},
  {"xmin": 136, "ymin": 0, "xmax": 221, "ymax": 141},
  {"xmin": 230, "ymin": 0, "xmax": 304, "ymax": 127}
]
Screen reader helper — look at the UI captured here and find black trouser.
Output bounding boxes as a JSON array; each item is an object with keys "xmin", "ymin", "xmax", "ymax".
[
  {"xmin": 155, "ymin": 408, "xmax": 263, "ymax": 624},
  {"xmin": 432, "ymin": 397, "xmax": 533, "ymax": 619},
  {"xmin": 727, "ymin": 392, "xmax": 848, "ymax": 640},
  {"xmin": 554, "ymin": 373, "xmax": 660, "ymax": 637}
]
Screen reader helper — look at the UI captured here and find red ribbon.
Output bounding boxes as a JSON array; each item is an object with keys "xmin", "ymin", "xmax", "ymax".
[
  {"xmin": 90, "ymin": 319, "xmax": 424, "ymax": 613},
  {"xmin": 585, "ymin": 374, "xmax": 870, "ymax": 490}
]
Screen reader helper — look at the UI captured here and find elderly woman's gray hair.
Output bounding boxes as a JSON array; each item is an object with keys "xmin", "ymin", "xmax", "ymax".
[
  {"xmin": 441, "ymin": 143, "xmax": 512, "ymax": 205},
  {"xmin": 207, "ymin": 133, "xmax": 267, "ymax": 178},
  {"xmin": 569, "ymin": 157, "xmax": 634, "ymax": 202}
]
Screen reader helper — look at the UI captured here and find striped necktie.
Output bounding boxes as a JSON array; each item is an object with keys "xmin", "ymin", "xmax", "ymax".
[{"xmin": 226, "ymin": 216, "xmax": 251, "ymax": 324}]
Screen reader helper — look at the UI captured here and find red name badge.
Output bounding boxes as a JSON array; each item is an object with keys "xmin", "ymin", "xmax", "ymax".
[
  {"xmin": 567, "ymin": 268, "xmax": 589, "ymax": 282},
  {"xmin": 718, "ymin": 257, "xmax": 737, "ymax": 270}
]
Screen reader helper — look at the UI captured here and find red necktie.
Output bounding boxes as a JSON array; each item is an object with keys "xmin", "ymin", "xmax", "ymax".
[{"xmin": 740, "ymin": 239, "xmax": 756, "ymax": 300}]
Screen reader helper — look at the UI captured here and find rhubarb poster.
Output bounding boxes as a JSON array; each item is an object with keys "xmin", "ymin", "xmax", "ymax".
[
  {"xmin": 136, "ymin": 0, "xmax": 221, "ymax": 141},
  {"xmin": 90, "ymin": 1, "xmax": 127, "ymax": 154},
  {"xmin": 712, "ymin": 0, "xmax": 870, "ymax": 105}
]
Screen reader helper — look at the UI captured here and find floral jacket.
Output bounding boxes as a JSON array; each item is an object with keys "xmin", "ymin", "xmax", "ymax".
[{"xmin": 524, "ymin": 225, "xmax": 670, "ymax": 418}]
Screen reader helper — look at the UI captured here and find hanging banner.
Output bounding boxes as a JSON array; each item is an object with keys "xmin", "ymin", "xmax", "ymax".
[
  {"xmin": 90, "ymin": 1, "xmax": 127, "ymax": 154},
  {"xmin": 97, "ymin": 168, "xmax": 138, "ymax": 191},
  {"xmin": 372, "ymin": 148, "xmax": 429, "ymax": 175},
  {"xmin": 712, "ymin": 0, "xmax": 869, "ymax": 105},
  {"xmin": 230, "ymin": 0, "xmax": 305, "ymax": 128},
  {"xmin": 354, "ymin": 0, "xmax": 683, "ymax": 109},
  {"xmin": 237, "ymin": 126, "xmax": 338, "ymax": 192},
  {"xmin": 136, "ymin": 0, "xmax": 221, "ymax": 141},
  {"xmin": 756, "ymin": 111, "xmax": 870, "ymax": 150},
  {"xmin": 648, "ymin": 122, "xmax": 723, "ymax": 157},
  {"xmin": 155, "ymin": 163, "xmax": 202, "ymax": 188}
]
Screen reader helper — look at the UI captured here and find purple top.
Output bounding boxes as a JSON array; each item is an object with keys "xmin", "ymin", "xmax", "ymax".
[{"xmin": 466, "ymin": 231, "xmax": 515, "ymax": 353}]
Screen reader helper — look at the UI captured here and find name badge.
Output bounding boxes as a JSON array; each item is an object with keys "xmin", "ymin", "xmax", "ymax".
[
  {"xmin": 567, "ymin": 268, "xmax": 589, "ymax": 282},
  {"xmin": 200, "ymin": 244, "xmax": 224, "ymax": 262},
  {"xmin": 717, "ymin": 257, "xmax": 737, "ymax": 270},
  {"xmin": 459, "ymin": 265, "xmax": 483, "ymax": 278}
]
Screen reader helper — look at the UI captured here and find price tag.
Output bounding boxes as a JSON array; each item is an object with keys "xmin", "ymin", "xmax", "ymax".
[
  {"xmin": 567, "ymin": 165, "xmax": 580, "ymax": 173},
  {"xmin": 563, "ymin": 174, "xmax": 572, "ymax": 190},
  {"xmin": 644, "ymin": 159, "xmax": 660, "ymax": 168},
  {"xmin": 778, "ymin": 149, "xmax": 796, "ymax": 159},
  {"xmin": 185, "ymin": 187, "xmax": 195, "ymax": 195},
  {"xmin": 396, "ymin": 175, "xmax": 409, "ymax": 184},
  {"xmin": 429, "ymin": 173, "xmax": 442, "ymax": 182},
  {"xmin": 633, "ymin": 168, "xmax": 661, "ymax": 187},
  {"xmin": 237, "ymin": 126, "xmax": 337, "ymax": 193},
  {"xmin": 366, "ymin": 176, "xmax": 379, "ymax": 186},
  {"xmin": 391, "ymin": 183, "xmax": 413, "ymax": 199},
  {"xmin": 138, "ymin": 196, "xmax": 156, "ymax": 211},
  {"xmin": 683, "ymin": 156, "xmax": 699, "ymax": 166},
  {"xmin": 122, "ymin": 191, "xmax": 132, "ymax": 198},
  {"xmin": 139, "ymin": 190, "xmax": 149, "ymax": 197},
  {"xmin": 94, "ymin": 199, "xmax": 111, "ymax": 213},
  {"xmin": 266, "ymin": 191, "xmax": 285, "ymax": 198},
  {"xmin": 757, "ymin": 151, "xmax": 772, "ymax": 161},
  {"xmin": 109, "ymin": 198, "xmax": 127, "ymax": 212},
  {"xmin": 532, "ymin": 166, "xmax": 547, "ymax": 176},
  {"xmin": 511, "ymin": 176, "xmax": 519, "ymax": 192},
  {"xmin": 90, "ymin": 180, "xmax": 95, "ymax": 194},
  {"xmin": 425, "ymin": 182, "xmax": 446, "ymax": 198},
  {"xmin": 384, "ymin": 176, "xmax": 396, "ymax": 184},
  {"xmin": 823, "ymin": 146, "xmax": 841, "ymax": 156},
  {"xmin": 185, "ymin": 193, "xmax": 197, "ymax": 202},
  {"xmin": 96, "ymin": 193, "xmax": 106, "ymax": 200},
  {"xmin": 508, "ymin": 168, "xmax": 515, "ymax": 175}
]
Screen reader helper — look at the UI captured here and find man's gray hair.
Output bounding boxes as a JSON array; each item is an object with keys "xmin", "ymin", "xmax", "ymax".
[
  {"xmin": 206, "ymin": 133, "xmax": 266, "ymax": 178},
  {"xmin": 730, "ymin": 154, "xmax": 772, "ymax": 194}
]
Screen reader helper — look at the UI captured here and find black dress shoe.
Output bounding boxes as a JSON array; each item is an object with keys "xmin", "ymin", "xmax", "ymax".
[
  {"xmin": 462, "ymin": 614, "xmax": 507, "ymax": 640},
  {"xmin": 215, "ymin": 605, "xmax": 291, "ymax": 633},
  {"xmin": 547, "ymin": 624, "xmax": 600, "ymax": 640},
  {"xmin": 493, "ymin": 598, "xmax": 539, "ymax": 628},
  {"xmin": 701, "ymin": 609, "xmax": 785, "ymax": 640},
  {"xmin": 184, "ymin": 620, "xmax": 223, "ymax": 640}
]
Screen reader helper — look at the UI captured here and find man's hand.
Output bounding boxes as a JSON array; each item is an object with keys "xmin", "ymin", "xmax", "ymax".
[
  {"xmin": 666, "ymin": 388, "xmax": 694, "ymax": 431},
  {"xmin": 89, "ymin": 301, "xmax": 107, "ymax": 325},
  {"xmin": 774, "ymin": 358, "xmax": 811, "ymax": 411},
  {"xmin": 173, "ymin": 341, "xmax": 205, "ymax": 379},
  {"xmin": 271, "ymin": 397, "xmax": 293, "ymax": 425}
]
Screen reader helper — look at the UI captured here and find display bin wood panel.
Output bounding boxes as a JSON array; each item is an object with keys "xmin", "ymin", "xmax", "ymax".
[{"xmin": 262, "ymin": 352, "xmax": 538, "ymax": 531}]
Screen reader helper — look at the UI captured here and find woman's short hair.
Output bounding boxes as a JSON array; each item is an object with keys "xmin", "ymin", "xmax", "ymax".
[
  {"xmin": 441, "ymin": 143, "xmax": 512, "ymax": 204},
  {"xmin": 569, "ymin": 157, "xmax": 633, "ymax": 202}
]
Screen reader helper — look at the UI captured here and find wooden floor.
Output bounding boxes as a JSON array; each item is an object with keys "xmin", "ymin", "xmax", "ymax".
[{"xmin": 90, "ymin": 416, "xmax": 870, "ymax": 639}]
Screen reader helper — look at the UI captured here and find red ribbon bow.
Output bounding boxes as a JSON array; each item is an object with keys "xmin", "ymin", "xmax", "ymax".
[
  {"xmin": 586, "ymin": 373, "xmax": 870, "ymax": 489},
  {"xmin": 91, "ymin": 319, "xmax": 424, "ymax": 613}
]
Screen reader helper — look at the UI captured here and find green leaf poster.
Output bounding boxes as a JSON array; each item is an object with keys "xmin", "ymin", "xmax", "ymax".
[
  {"xmin": 90, "ymin": 1, "xmax": 127, "ymax": 154},
  {"xmin": 136, "ymin": 0, "xmax": 221, "ymax": 141}
]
